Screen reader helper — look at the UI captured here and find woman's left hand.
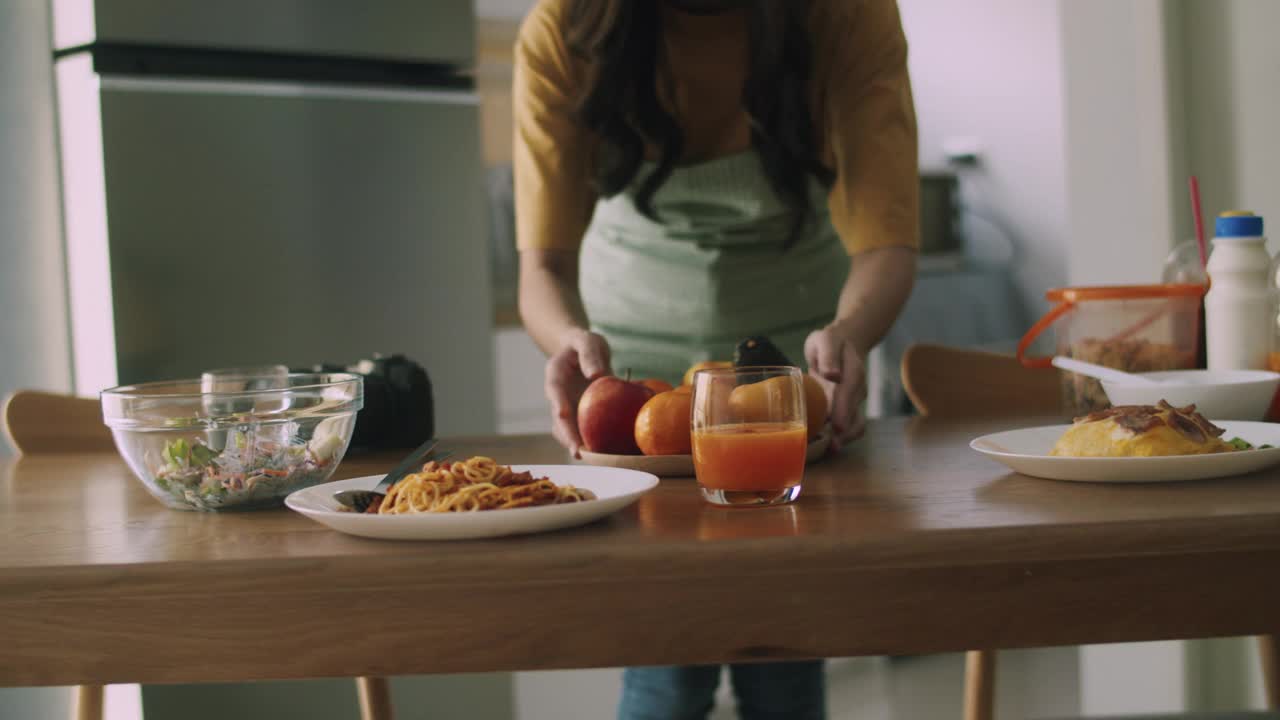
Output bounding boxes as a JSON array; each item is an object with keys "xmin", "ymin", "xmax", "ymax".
[{"xmin": 804, "ymin": 324, "xmax": 868, "ymax": 450}]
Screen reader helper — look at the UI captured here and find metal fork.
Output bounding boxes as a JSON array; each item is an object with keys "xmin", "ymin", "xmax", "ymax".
[{"xmin": 333, "ymin": 438, "xmax": 452, "ymax": 513}]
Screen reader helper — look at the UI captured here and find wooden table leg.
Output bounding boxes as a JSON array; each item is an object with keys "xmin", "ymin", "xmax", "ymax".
[
  {"xmin": 964, "ymin": 649, "xmax": 996, "ymax": 720},
  {"xmin": 357, "ymin": 676, "xmax": 394, "ymax": 720},
  {"xmin": 73, "ymin": 685, "xmax": 103, "ymax": 720},
  {"xmin": 1261, "ymin": 634, "xmax": 1279, "ymax": 710}
]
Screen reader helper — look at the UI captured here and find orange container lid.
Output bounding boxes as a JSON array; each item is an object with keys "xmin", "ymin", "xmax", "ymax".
[{"xmin": 1044, "ymin": 283, "xmax": 1207, "ymax": 302}]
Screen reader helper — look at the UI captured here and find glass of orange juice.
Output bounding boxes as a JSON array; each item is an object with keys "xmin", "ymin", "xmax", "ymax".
[{"xmin": 690, "ymin": 366, "xmax": 807, "ymax": 506}]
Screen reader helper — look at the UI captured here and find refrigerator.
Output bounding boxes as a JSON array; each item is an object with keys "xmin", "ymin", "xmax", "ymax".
[{"xmin": 52, "ymin": 0, "xmax": 497, "ymax": 436}]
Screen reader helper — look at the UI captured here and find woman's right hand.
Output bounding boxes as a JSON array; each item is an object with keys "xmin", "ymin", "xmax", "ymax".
[{"xmin": 545, "ymin": 328, "xmax": 612, "ymax": 457}]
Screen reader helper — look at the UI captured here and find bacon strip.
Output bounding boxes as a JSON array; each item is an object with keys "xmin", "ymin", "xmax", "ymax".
[
  {"xmin": 1113, "ymin": 412, "xmax": 1164, "ymax": 435},
  {"xmin": 1073, "ymin": 400, "xmax": 1227, "ymax": 443}
]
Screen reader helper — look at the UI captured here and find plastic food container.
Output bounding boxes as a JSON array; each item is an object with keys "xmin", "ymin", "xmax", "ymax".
[
  {"xmin": 101, "ymin": 373, "xmax": 363, "ymax": 511},
  {"xmin": 1018, "ymin": 284, "xmax": 1207, "ymax": 417}
]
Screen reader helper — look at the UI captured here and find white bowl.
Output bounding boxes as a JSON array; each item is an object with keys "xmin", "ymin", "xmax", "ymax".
[{"xmin": 1101, "ymin": 369, "xmax": 1280, "ymax": 420}]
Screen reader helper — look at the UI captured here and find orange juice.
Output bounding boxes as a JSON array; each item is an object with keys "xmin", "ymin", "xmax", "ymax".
[{"xmin": 692, "ymin": 422, "xmax": 806, "ymax": 491}]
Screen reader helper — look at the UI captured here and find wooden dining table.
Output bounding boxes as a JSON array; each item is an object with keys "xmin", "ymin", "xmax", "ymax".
[{"xmin": 2, "ymin": 415, "xmax": 1279, "ymax": 689}]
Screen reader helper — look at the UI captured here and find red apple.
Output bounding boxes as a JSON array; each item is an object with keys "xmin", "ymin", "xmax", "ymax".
[{"xmin": 577, "ymin": 375, "xmax": 655, "ymax": 455}]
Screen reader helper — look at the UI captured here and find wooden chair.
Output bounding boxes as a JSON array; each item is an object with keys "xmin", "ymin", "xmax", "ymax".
[
  {"xmin": 900, "ymin": 344, "xmax": 1280, "ymax": 720},
  {"xmin": 900, "ymin": 342, "xmax": 1063, "ymax": 419},
  {"xmin": 1, "ymin": 390, "xmax": 395, "ymax": 720}
]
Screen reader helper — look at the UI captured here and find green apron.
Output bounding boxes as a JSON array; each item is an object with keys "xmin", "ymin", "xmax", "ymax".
[{"xmin": 580, "ymin": 150, "xmax": 848, "ymax": 385}]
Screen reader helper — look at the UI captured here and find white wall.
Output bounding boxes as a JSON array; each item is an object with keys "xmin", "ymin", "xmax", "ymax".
[
  {"xmin": 1176, "ymin": 0, "xmax": 1280, "ymax": 710},
  {"xmin": 0, "ymin": 2, "xmax": 79, "ymax": 716},
  {"xmin": 1182, "ymin": 0, "xmax": 1280, "ymax": 255},
  {"xmin": 1062, "ymin": 0, "xmax": 1184, "ymax": 287},
  {"xmin": 0, "ymin": 1, "xmax": 74, "ymax": 445},
  {"xmin": 898, "ymin": 0, "xmax": 1069, "ymax": 316}
]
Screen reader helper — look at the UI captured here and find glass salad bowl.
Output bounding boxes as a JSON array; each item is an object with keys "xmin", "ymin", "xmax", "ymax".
[{"xmin": 101, "ymin": 373, "xmax": 363, "ymax": 511}]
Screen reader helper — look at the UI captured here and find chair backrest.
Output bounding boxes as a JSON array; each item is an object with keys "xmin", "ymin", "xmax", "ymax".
[
  {"xmin": 900, "ymin": 343, "xmax": 1063, "ymax": 418},
  {"xmin": 1, "ymin": 390, "xmax": 115, "ymax": 455}
]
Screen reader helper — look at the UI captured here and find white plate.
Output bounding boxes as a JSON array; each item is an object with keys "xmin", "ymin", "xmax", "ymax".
[
  {"xmin": 970, "ymin": 421, "xmax": 1280, "ymax": 483},
  {"xmin": 285, "ymin": 465, "xmax": 659, "ymax": 540}
]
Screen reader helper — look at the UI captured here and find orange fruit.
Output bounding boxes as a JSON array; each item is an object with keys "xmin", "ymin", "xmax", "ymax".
[
  {"xmin": 682, "ymin": 360, "xmax": 732, "ymax": 387},
  {"xmin": 803, "ymin": 375, "xmax": 828, "ymax": 438},
  {"xmin": 728, "ymin": 375, "xmax": 800, "ymax": 424},
  {"xmin": 725, "ymin": 374, "xmax": 827, "ymax": 438},
  {"xmin": 634, "ymin": 389, "xmax": 693, "ymax": 456},
  {"xmin": 639, "ymin": 378, "xmax": 674, "ymax": 395}
]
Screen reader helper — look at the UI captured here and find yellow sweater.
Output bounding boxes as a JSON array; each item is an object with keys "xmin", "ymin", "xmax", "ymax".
[{"xmin": 513, "ymin": 0, "xmax": 920, "ymax": 256}]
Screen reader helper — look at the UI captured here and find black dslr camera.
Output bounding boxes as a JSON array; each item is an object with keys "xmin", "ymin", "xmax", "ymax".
[{"xmin": 293, "ymin": 354, "xmax": 433, "ymax": 450}]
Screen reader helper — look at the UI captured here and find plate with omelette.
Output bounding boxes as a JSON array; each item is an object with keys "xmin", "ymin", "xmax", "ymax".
[{"xmin": 970, "ymin": 401, "xmax": 1280, "ymax": 482}]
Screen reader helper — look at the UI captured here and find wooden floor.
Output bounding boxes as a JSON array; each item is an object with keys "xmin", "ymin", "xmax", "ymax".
[
  {"xmin": 1, "ymin": 644, "xmax": 1272, "ymax": 718},
  {"xmin": 512, "ymin": 650, "xmax": 1082, "ymax": 720}
]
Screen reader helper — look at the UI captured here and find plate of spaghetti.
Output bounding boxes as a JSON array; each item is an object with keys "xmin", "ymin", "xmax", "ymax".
[{"xmin": 285, "ymin": 456, "xmax": 659, "ymax": 540}]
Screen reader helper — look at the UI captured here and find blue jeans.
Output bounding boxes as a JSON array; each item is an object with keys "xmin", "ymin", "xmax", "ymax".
[{"xmin": 617, "ymin": 661, "xmax": 826, "ymax": 720}]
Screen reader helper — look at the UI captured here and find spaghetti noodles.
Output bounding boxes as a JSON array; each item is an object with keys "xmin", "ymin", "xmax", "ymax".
[{"xmin": 373, "ymin": 456, "xmax": 596, "ymax": 514}]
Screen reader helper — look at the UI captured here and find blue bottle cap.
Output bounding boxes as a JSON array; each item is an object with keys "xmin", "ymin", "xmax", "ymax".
[{"xmin": 1215, "ymin": 211, "xmax": 1264, "ymax": 238}]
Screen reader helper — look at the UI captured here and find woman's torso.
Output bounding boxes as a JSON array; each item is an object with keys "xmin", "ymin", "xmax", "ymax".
[{"xmin": 579, "ymin": 150, "xmax": 848, "ymax": 384}]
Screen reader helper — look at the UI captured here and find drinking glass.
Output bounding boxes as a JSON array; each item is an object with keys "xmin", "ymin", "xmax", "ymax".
[{"xmin": 690, "ymin": 366, "xmax": 807, "ymax": 506}]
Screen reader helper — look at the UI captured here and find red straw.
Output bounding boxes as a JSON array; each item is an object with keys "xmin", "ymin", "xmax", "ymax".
[{"xmin": 1189, "ymin": 175, "xmax": 1207, "ymax": 269}]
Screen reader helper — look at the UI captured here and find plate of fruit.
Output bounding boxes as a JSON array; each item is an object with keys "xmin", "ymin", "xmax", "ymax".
[{"xmin": 576, "ymin": 337, "xmax": 833, "ymax": 477}]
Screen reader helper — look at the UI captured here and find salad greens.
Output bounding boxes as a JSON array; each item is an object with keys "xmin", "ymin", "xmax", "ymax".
[
  {"xmin": 1227, "ymin": 437, "xmax": 1273, "ymax": 451},
  {"xmin": 151, "ymin": 424, "xmax": 346, "ymax": 511}
]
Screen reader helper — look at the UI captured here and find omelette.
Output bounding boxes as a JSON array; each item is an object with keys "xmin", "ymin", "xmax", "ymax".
[{"xmin": 1050, "ymin": 401, "xmax": 1237, "ymax": 458}]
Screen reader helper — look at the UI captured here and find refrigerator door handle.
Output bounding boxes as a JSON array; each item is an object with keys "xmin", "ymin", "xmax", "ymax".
[{"xmin": 99, "ymin": 75, "xmax": 478, "ymax": 106}]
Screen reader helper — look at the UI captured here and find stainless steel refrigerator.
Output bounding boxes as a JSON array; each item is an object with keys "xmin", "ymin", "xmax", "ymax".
[{"xmin": 52, "ymin": 0, "xmax": 496, "ymax": 435}]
